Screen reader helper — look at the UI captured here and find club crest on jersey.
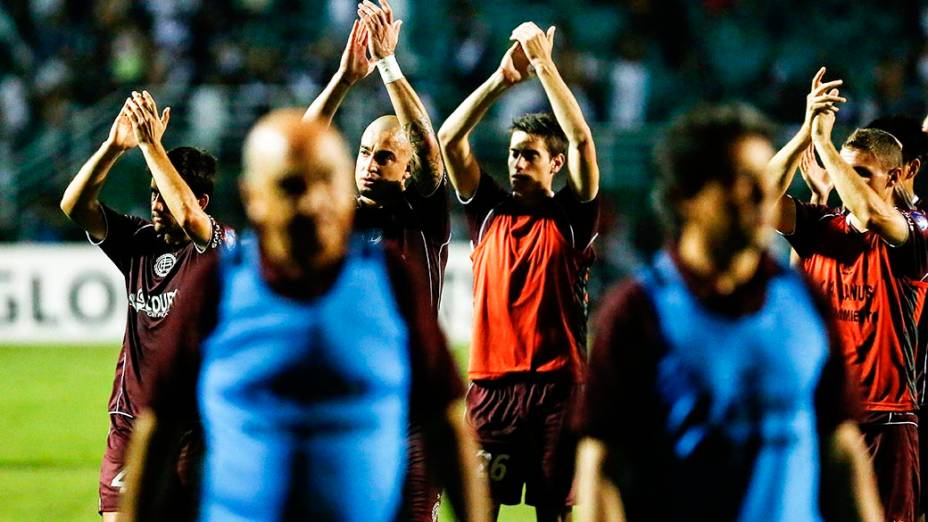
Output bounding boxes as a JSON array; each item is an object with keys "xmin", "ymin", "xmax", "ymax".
[{"xmin": 154, "ymin": 253, "xmax": 177, "ymax": 277}]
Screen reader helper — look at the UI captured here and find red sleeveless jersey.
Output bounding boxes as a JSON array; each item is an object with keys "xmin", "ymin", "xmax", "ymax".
[{"xmin": 462, "ymin": 173, "xmax": 599, "ymax": 381}]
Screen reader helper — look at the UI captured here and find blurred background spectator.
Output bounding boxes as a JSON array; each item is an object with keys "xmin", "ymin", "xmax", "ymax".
[{"xmin": 3, "ymin": 0, "xmax": 928, "ymax": 291}]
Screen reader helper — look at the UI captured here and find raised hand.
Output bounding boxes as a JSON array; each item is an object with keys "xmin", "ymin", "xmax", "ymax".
[
  {"xmin": 339, "ymin": 19, "xmax": 375, "ymax": 85},
  {"xmin": 358, "ymin": 0, "xmax": 402, "ymax": 60},
  {"xmin": 803, "ymin": 67, "xmax": 845, "ymax": 132},
  {"xmin": 811, "ymin": 88, "xmax": 840, "ymax": 142},
  {"xmin": 510, "ymin": 22, "xmax": 555, "ymax": 67},
  {"xmin": 107, "ymin": 103, "xmax": 139, "ymax": 152},
  {"xmin": 497, "ymin": 42, "xmax": 532, "ymax": 86},
  {"xmin": 799, "ymin": 144, "xmax": 832, "ymax": 201},
  {"xmin": 125, "ymin": 90, "xmax": 170, "ymax": 146}
]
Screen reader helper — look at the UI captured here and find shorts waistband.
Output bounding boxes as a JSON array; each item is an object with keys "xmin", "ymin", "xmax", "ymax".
[{"xmin": 861, "ymin": 411, "xmax": 919, "ymax": 427}]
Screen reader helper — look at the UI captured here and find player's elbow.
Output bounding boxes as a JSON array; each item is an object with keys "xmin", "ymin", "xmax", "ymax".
[
  {"xmin": 59, "ymin": 195, "xmax": 73, "ymax": 218},
  {"xmin": 437, "ymin": 125, "xmax": 465, "ymax": 153},
  {"xmin": 174, "ymin": 207, "xmax": 204, "ymax": 234},
  {"xmin": 568, "ymin": 125, "xmax": 594, "ymax": 149}
]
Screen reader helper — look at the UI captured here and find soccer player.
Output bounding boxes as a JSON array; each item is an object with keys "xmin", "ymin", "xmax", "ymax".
[
  {"xmin": 59, "ymin": 91, "xmax": 225, "ymax": 521},
  {"xmin": 863, "ymin": 115, "xmax": 928, "ymax": 522},
  {"xmin": 123, "ymin": 110, "xmax": 488, "ymax": 522},
  {"xmin": 304, "ymin": 1, "xmax": 448, "ymax": 312},
  {"xmin": 301, "ymin": 4, "xmax": 451, "ymax": 519},
  {"xmin": 574, "ymin": 103, "xmax": 882, "ymax": 522},
  {"xmin": 771, "ymin": 68, "xmax": 928, "ymax": 522},
  {"xmin": 437, "ymin": 21, "xmax": 599, "ymax": 521}
]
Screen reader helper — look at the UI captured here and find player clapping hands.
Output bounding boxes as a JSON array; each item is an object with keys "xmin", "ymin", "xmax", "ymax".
[{"xmin": 124, "ymin": 90, "xmax": 171, "ymax": 146}]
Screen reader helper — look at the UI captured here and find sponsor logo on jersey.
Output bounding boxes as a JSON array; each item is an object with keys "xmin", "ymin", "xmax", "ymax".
[
  {"xmin": 154, "ymin": 253, "xmax": 177, "ymax": 277},
  {"xmin": 130, "ymin": 289, "xmax": 178, "ymax": 318}
]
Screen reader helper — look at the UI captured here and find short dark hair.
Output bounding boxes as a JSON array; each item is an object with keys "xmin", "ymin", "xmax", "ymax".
[
  {"xmin": 866, "ymin": 115, "xmax": 928, "ymax": 165},
  {"xmin": 163, "ymin": 147, "xmax": 218, "ymax": 197},
  {"xmin": 842, "ymin": 128, "xmax": 903, "ymax": 171},
  {"xmin": 654, "ymin": 103, "xmax": 774, "ymax": 236},
  {"xmin": 510, "ymin": 112, "xmax": 568, "ymax": 157}
]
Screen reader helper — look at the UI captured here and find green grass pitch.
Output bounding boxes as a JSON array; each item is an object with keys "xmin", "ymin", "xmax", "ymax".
[{"xmin": 0, "ymin": 345, "xmax": 537, "ymax": 521}]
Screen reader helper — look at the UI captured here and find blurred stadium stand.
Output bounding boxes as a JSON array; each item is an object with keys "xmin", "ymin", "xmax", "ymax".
[{"xmin": 2, "ymin": 0, "xmax": 927, "ymax": 286}]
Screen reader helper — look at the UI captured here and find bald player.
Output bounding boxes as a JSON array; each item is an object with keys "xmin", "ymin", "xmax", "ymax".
[
  {"xmin": 122, "ymin": 110, "xmax": 487, "ymax": 522},
  {"xmin": 302, "ymin": 5, "xmax": 452, "ymax": 520},
  {"xmin": 304, "ymin": 2, "xmax": 447, "ymax": 313}
]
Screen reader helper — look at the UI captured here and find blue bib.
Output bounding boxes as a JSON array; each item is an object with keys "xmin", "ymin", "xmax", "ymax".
[
  {"xmin": 198, "ymin": 234, "xmax": 410, "ymax": 522},
  {"xmin": 640, "ymin": 251, "xmax": 829, "ymax": 522}
]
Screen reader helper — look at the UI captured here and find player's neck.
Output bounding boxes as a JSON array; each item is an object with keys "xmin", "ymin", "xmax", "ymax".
[
  {"xmin": 258, "ymin": 233, "xmax": 347, "ymax": 298},
  {"xmin": 677, "ymin": 231, "xmax": 762, "ymax": 296},
  {"xmin": 511, "ymin": 187, "xmax": 555, "ymax": 205},
  {"xmin": 357, "ymin": 190, "xmax": 404, "ymax": 208},
  {"xmin": 159, "ymin": 229, "xmax": 189, "ymax": 248}
]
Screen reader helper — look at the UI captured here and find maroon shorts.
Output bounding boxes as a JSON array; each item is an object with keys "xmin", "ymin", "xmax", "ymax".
[
  {"xmin": 400, "ymin": 422, "xmax": 442, "ymax": 522},
  {"xmin": 99, "ymin": 413, "xmax": 133, "ymax": 513},
  {"xmin": 860, "ymin": 411, "xmax": 920, "ymax": 522},
  {"xmin": 465, "ymin": 379, "xmax": 579, "ymax": 507}
]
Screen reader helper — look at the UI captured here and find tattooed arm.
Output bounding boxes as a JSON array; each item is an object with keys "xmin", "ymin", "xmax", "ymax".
[
  {"xmin": 392, "ymin": 89, "xmax": 443, "ymax": 194},
  {"xmin": 360, "ymin": 0, "xmax": 444, "ymax": 195}
]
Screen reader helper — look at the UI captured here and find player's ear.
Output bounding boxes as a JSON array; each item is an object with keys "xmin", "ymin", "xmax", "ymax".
[
  {"xmin": 551, "ymin": 152, "xmax": 566, "ymax": 175},
  {"xmin": 888, "ymin": 167, "xmax": 901, "ymax": 187},
  {"xmin": 198, "ymin": 194, "xmax": 210, "ymax": 211},
  {"xmin": 909, "ymin": 159, "xmax": 921, "ymax": 180}
]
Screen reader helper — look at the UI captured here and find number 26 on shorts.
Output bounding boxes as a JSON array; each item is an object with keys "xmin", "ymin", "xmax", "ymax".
[{"xmin": 476, "ymin": 450, "xmax": 510, "ymax": 482}]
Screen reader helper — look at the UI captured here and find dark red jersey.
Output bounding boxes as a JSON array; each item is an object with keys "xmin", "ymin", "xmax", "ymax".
[
  {"xmin": 91, "ymin": 205, "xmax": 231, "ymax": 422},
  {"xmin": 353, "ymin": 177, "xmax": 451, "ymax": 315},
  {"xmin": 785, "ymin": 198, "xmax": 928, "ymax": 412},
  {"xmin": 462, "ymin": 172, "xmax": 599, "ymax": 382}
]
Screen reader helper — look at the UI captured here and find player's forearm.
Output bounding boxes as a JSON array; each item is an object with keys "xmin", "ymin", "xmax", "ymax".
[
  {"xmin": 426, "ymin": 402, "xmax": 490, "ymax": 522},
  {"xmin": 438, "ymin": 72, "xmax": 508, "ymax": 196},
  {"xmin": 303, "ymin": 71, "xmax": 355, "ymax": 126},
  {"xmin": 60, "ymin": 141, "xmax": 123, "ymax": 231},
  {"xmin": 533, "ymin": 59, "xmax": 593, "ymax": 146},
  {"xmin": 438, "ymin": 71, "xmax": 507, "ymax": 149},
  {"xmin": 534, "ymin": 60, "xmax": 599, "ymax": 199},
  {"xmin": 767, "ymin": 125, "xmax": 810, "ymax": 198},
  {"xmin": 384, "ymin": 78, "xmax": 443, "ymax": 194},
  {"xmin": 139, "ymin": 142, "xmax": 213, "ymax": 246},
  {"xmin": 820, "ymin": 422, "xmax": 882, "ymax": 522},
  {"xmin": 814, "ymin": 136, "xmax": 907, "ymax": 243},
  {"xmin": 575, "ymin": 438, "xmax": 626, "ymax": 522}
]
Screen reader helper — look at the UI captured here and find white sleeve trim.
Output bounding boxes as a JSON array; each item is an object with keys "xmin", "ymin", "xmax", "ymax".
[
  {"xmin": 85, "ymin": 206, "xmax": 109, "ymax": 245},
  {"xmin": 194, "ymin": 215, "xmax": 221, "ymax": 254},
  {"xmin": 456, "ymin": 189, "xmax": 477, "ymax": 205}
]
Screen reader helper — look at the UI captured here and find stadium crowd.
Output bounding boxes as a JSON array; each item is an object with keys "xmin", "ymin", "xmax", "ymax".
[
  {"xmin": 14, "ymin": 0, "xmax": 928, "ymax": 521},
  {"xmin": 5, "ymin": 0, "xmax": 928, "ymax": 244}
]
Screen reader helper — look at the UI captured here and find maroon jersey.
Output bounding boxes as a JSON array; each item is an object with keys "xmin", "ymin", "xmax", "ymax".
[
  {"xmin": 354, "ymin": 176, "xmax": 451, "ymax": 314},
  {"xmin": 91, "ymin": 204, "xmax": 230, "ymax": 422},
  {"xmin": 785, "ymin": 198, "xmax": 928, "ymax": 412}
]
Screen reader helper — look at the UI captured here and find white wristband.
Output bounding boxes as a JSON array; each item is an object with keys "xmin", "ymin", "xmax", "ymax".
[{"xmin": 376, "ymin": 55, "xmax": 404, "ymax": 84}]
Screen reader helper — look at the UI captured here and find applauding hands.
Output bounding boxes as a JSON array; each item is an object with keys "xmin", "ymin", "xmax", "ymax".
[
  {"xmin": 357, "ymin": 0, "xmax": 402, "ymax": 61},
  {"xmin": 124, "ymin": 90, "xmax": 171, "ymax": 147},
  {"xmin": 804, "ymin": 67, "xmax": 845, "ymax": 142}
]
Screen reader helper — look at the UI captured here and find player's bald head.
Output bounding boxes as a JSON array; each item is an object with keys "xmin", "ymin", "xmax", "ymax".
[
  {"xmin": 240, "ymin": 109, "xmax": 356, "ymax": 271},
  {"xmin": 243, "ymin": 109, "xmax": 352, "ymax": 185},
  {"xmin": 355, "ymin": 114, "xmax": 414, "ymax": 200},
  {"xmin": 364, "ymin": 114, "xmax": 402, "ymax": 137}
]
